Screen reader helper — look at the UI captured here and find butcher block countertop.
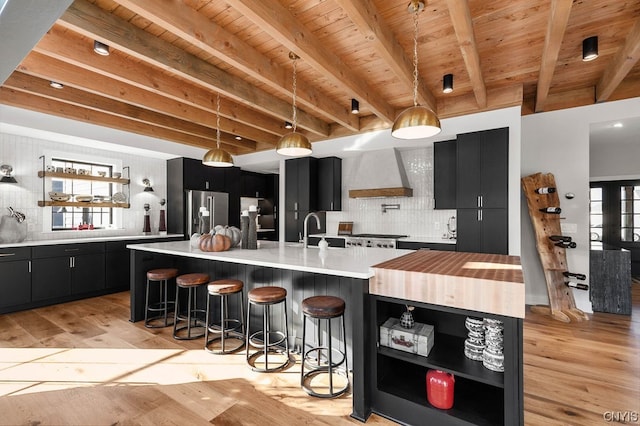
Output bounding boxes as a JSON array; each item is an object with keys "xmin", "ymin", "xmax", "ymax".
[{"xmin": 370, "ymin": 250, "xmax": 525, "ymax": 318}]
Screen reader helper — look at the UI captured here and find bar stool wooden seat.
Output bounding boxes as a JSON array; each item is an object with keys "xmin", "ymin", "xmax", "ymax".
[
  {"xmin": 173, "ymin": 272, "xmax": 209, "ymax": 340},
  {"xmin": 301, "ymin": 295, "xmax": 349, "ymax": 398},
  {"xmin": 144, "ymin": 268, "xmax": 178, "ymax": 328},
  {"xmin": 245, "ymin": 286, "xmax": 291, "ymax": 372},
  {"xmin": 205, "ymin": 279, "xmax": 245, "ymax": 354}
]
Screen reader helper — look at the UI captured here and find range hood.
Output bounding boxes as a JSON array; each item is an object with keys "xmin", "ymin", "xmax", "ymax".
[{"xmin": 348, "ymin": 149, "xmax": 413, "ymax": 198}]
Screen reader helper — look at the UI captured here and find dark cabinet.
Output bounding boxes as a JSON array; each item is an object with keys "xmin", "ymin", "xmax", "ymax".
[
  {"xmin": 0, "ymin": 247, "xmax": 31, "ymax": 311},
  {"xmin": 105, "ymin": 240, "xmax": 131, "ymax": 290},
  {"xmin": 433, "ymin": 140, "xmax": 456, "ymax": 210},
  {"xmin": 456, "ymin": 128, "xmax": 508, "ymax": 209},
  {"xmin": 317, "ymin": 157, "xmax": 342, "ymax": 211},
  {"xmin": 31, "ymin": 243, "xmax": 105, "ymax": 302},
  {"xmin": 456, "ymin": 128, "xmax": 509, "ymax": 255},
  {"xmin": 285, "ymin": 157, "xmax": 318, "ymax": 241},
  {"xmin": 167, "ymin": 157, "xmax": 242, "ymax": 235},
  {"xmin": 370, "ymin": 297, "xmax": 523, "ymax": 425},
  {"xmin": 456, "ymin": 208, "xmax": 508, "ymax": 254},
  {"xmin": 240, "ymin": 171, "xmax": 268, "ymax": 198}
]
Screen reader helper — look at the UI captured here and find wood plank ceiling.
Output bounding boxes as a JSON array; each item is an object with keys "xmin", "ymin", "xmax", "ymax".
[{"xmin": 2, "ymin": 0, "xmax": 640, "ymax": 156}]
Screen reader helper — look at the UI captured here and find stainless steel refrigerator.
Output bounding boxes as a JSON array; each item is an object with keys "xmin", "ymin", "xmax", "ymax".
[{"xmin": 186, "ymin": 190, "xmax": 229, "ymax": 235}]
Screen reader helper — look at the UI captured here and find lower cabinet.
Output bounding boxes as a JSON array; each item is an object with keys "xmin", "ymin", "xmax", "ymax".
[
  {"xmin": 32, "ymin": 243, "xmax": 106, "ymax": 302},
  {"xmin": 456, "ymin": 208, "xmax": 508, "ymax": 254},
  {"xmin": 370, "ymin": 296, "xmax": 523, "ymax": 425},
  {"xmin": 0, "ymin": 247, "xmax": 32, "ymax": 311},
  {"xmin": 105, "ymin": 241, "xmax": 132, "ymax": 290}
]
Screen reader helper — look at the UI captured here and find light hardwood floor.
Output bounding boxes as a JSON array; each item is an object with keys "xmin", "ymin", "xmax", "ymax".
[{"xmin": 0, "ymin": 284, "xmax": 638, "ymax": 426}]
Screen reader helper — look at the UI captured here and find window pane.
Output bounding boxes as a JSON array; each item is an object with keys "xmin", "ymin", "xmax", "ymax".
[
  {"xmin": 591, "ymin": 201, "xmax": 602, "ymax": 214},
  {"xmin": 590, "ymin": 187, "xmax": 602, "ymax": 201},
  {"xmin": 590, "ymin": 214, "xmax": 603, "ymax": 227}
]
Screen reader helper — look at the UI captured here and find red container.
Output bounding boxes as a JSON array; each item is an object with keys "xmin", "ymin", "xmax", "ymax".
[{"xmin": 426, "ymin": 369, "xmax": 455, "ymax": 409}]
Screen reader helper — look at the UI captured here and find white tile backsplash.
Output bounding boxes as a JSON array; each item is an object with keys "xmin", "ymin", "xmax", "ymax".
[
  {"xmin": 326, "ymin": 147, "xmax": 456, "ymax": 239},
  {"xmin": 0, "ymin": 132, "xmax": 168, "ymax": 241}
]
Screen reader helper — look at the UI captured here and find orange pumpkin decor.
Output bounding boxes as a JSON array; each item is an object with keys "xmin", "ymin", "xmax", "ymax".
[{"xmin": 198, "ymin": 233, "xmax": 232, "ymax": 252}]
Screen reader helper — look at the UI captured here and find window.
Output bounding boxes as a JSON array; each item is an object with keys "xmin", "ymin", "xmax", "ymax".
[
  {"xmin": 589, "ymin": 187, "xmax": 603, "ymax": 241},
  {"xmin": 51, "ymin": 158, "xmax": 114, "ymax": 231},
  {"xmin": 620, "ymin": 185, "xmax": 640, "ymax": 242}
]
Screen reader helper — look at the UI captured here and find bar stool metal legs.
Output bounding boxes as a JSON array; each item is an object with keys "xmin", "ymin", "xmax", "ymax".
[
  {"xmin": 173, "ymin": 273, "xmax": 209, "ymax": 340},
  {"xmin": 245, "ymin": 286, "xmax": 291, "ymax": 372},
  {"xmin": 144, "ymin": 268, "xmax": 178, "ymax": 328},
  {"xmin": 205, "ymin": 279, "xmax": 245, "ymax": 354},
  {"xmin": 301, "ymin": 295, "xmax": 349, "ymax": 398}
]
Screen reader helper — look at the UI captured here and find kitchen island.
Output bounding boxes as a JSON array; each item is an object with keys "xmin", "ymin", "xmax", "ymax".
[
  {"xmin": 127, "ymin": 240, "xmax": 412, "ymax": 421},
  {"xmin": 368, "ymin": 250, "xmax": 524, "ymax": 425}
]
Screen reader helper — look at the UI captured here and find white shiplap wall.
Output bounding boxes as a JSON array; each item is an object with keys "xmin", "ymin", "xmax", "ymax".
[
  {"xmin": 325, "ymin": 147, "xmax": 456, "ymax": 239},
  {"xmin": 0, "ymin": 132, "xmax": 167, "ymax": 241}
]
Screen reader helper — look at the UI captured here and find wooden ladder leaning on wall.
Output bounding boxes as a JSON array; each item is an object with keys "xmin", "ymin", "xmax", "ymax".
[{"xmin": 521, "ymin": 172, "xmax": 589, "ymax": 323}]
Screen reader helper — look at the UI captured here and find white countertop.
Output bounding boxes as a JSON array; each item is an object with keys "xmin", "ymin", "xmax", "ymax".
[
  {"xmin": 309, "ymin": 233, "xmax": 456, "ymax": 245},
  {"xmin": 0, "ymin": 233, "xmax": 183, "ymax": 249},
  {"xmin": 127, "ymin": 240, "xmax": 412, "ymax": 279}
]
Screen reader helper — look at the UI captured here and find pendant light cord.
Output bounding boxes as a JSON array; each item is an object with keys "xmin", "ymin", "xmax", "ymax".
[
  {"xmin": 412, "ymin": 4, "xmax": 419, "ymax": 108},
  {"xmin": 292, "ymin": 56, "xmax": 298, "ymax": 133},
  {"xmin": 216, "ymin": 93, "xmax": 221, "ymax": 149}
]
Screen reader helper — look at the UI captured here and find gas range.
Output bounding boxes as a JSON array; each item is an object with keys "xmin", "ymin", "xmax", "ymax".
[{"xmin": 344, "ymin": 233, "xmax": 408, "ymax": 249}]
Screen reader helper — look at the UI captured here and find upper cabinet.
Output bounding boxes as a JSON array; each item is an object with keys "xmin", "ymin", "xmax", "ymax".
[
  {"xmin": 456, "ymin": 128, "xmax": 508, "ymax": 209},
  {"xmin": 317, "ymin": 157, "xmax": 342, "ymax": 211},
  {"xmin": 167, "ymin": 157, "xmax": 241, "ymax": 233},
  {"xmin": 433, "ymin": 140, "xmax": 457, "ymax": 210},
  {"xmin": 285, "ymin": 157, "xmax": 318, "ymax": 212},
  {"xmin": 240, "ymin": 170, "xmax": 268, "ymax": 198}
]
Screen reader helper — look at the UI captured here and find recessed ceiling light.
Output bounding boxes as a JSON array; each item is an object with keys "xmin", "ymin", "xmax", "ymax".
[
  {"xmin": 235, "ymin": 136, "xmax": 242, "ymax": 140},
  {"xmin": 613, "ymin": 122, "xmax": 623, "ymax": 128},
  {"xmin": 93, "ymin": 40, "xmax": 110, "ymax": 56},
  {"xmin": 49, "ymin": 81, "xmax": 64, "ymax": 89}
]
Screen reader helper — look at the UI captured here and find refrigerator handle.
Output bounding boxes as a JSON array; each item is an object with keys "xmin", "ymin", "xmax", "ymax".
[{"xmin": 207, "ymin": 196, "xmax": 214, "ymax": 231}]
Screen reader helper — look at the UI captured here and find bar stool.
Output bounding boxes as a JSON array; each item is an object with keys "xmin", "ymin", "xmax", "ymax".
[
  {"xmin": 245, "ymin": 286, "xmax": 291, "ymax": 372},
  {"xmin": 300, "ymin": 295, "xmax": 349, "ymax": 398},
  {"xmin": 173, "ymin": 272, "xmax": 209, "ymax": 340},
  {"xmin": 144, "ymin": 268, "xmax": 178, "ymax": 328},
  {"xmin": 205, "ymin": 279, "xmax": 245, "ymax": 354}
]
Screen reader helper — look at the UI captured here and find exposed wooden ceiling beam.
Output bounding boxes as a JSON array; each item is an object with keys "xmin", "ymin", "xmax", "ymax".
[
  {"xmin": 437, "ymin": 84, "xmax": 523, "ymax": 118},
  {"xmin": 18, "ymin": 51, "xmax": 277, "ymax": 147},
  {"xmin": 535, "ymin": 0, "xmax": 573, "ymax": 112},
  {"xmin": 32, "ymin": 25, "xmax": 282, "ymax": 142},
  {"xmin": 596, "ymin": 17, "xmax": 640, "ymax": 102},
  {"xmin": 113, "ymin": 0, "xmax": 359, "ymax": 132},
  {"xmin": 0, "ymin": 87, "xmax": 245, "ymax": 154},
  {"xmin": 58, "ymin": 0, "xmax": 330, "ymax": 137},
  {"xmin": 446, "ymin": 0, "xmax": 487, "ymax": 108},
  {"xmin": 3, "ymin": 72, "xmax": 256, "ymax": 152},
  {"xmin": 339, "ymin": 0, "xmax": 437, "ymax": 112},
  {"xmin": 225, "ymin": 0, "xmax": 397, "ymax": 124}
]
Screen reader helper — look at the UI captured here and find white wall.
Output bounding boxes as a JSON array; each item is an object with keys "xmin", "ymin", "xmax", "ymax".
[
  {"xmin": 0, "ymin": 132, "xmax": 168, "ymax": 241},
  {"xmin": 520, "ymin": 96, "xmax": 640, "ymax": 310},
  {"xmin": 590, "ymin": 139, "xmax": 640, "ymax": 180}
]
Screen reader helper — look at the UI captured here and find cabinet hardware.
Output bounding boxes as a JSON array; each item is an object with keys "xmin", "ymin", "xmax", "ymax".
[
  {"xmin": 294, "ymin": 202, "xmax": 298, "ymax": 211},
  {"xmin": 480, "ymin": 195, "xmax": 483, "ymax": 207},
  {"xmin": 294, "ymin": 211, "xmax": 298, "ymax": 220},
  {"xmin": 330, "ymin": 201, "xmax": 334, "ymax": 210},
  {"xmin": 0, "ymin": 253, "xmax": 16, "ymax": 257},
  {"xmin": 69, "ymin": 257, "xmax": 73, "ymax": 268},
  {"xmin": 64, "ymin": 248, "xmax": 80, "ymax": 252},
  {"xmin": 477, "ymin": 195, "xmax": 481, "ymax": 208},
  {"xmin": 205, "ymin": 181, "xmax": 210, "ymax": 190},
  {"xmin": 28, "ymin": 260, "xmax": 31, "ymax": 273}
]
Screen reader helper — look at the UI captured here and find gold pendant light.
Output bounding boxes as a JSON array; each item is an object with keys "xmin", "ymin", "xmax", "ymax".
[
  {"xmin": 276, "ymin": 53, "xmax": 312, "ymax": 157},
  {"xmin": 392, "ymin": 0, "xmax": 441, "ymax": 139},
  {"xmin": 203, "ymin": 94, "xmax": 234, "ymax": 167}
]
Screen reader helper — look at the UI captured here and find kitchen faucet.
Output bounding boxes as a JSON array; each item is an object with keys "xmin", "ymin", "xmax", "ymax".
[{"xmin": 302, "ymin": 212, "xmax": 321, "ymax": 248}]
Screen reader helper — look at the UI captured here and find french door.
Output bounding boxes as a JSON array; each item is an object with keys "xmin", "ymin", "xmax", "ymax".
[{"xmin": 590, "ymin": 180, "xmax": 640, "ymax": 277}]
